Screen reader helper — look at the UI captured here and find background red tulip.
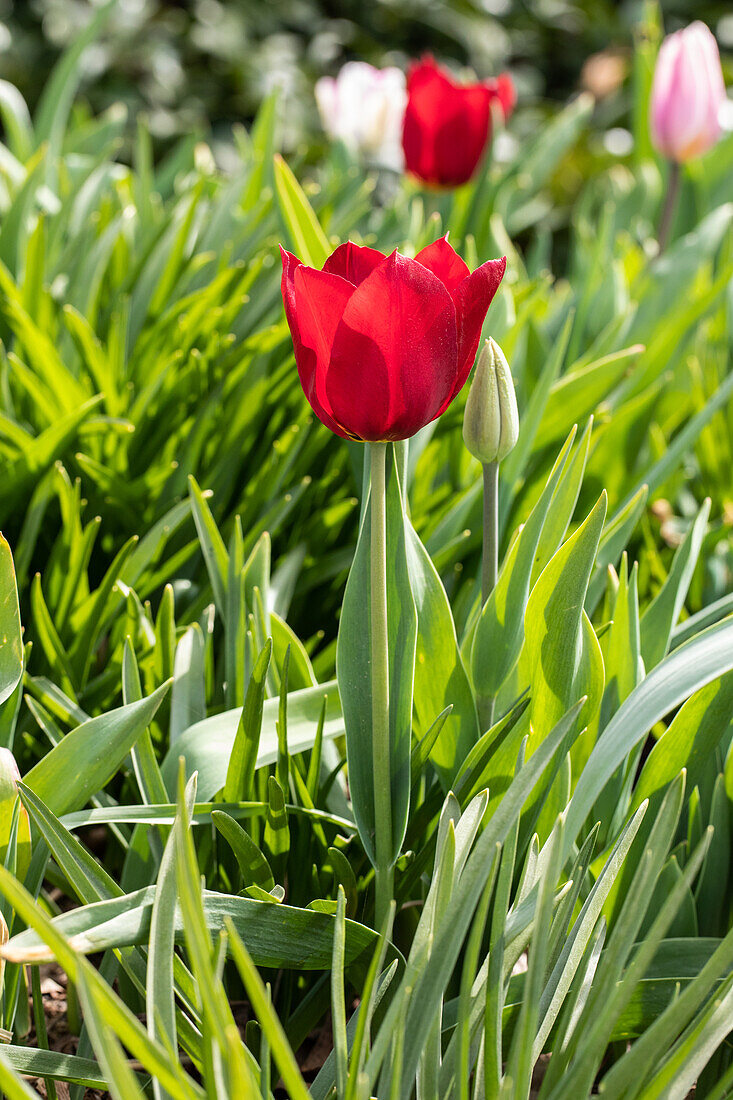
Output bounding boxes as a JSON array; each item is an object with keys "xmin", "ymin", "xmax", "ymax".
[
  {"xmin": 281, "ymin": 238, "xmax": 506, "ymax": 442},
  {"xmin": 402, "ymin": 57, "xmax": 515, "ymax": 187}
]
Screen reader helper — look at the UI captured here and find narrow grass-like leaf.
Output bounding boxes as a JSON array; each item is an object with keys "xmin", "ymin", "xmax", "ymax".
[
  {"xmin": 274, "ymin": 154, "xmax": 330, "ymax": 268},
  {"xmin": 227, "ymin": 918, "xmax": 311, "ymax": 1100},
  {"xmin": 223, "ymin": 638, "xmax": 271, "ymax": 804}
]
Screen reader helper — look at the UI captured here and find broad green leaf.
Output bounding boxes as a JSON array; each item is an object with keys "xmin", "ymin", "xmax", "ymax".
[
  {"xmin": 227, "ymin": 921, "xmax": 311, "ymax": 1100},
  {"xmin": 337, "ymin": 449, "xmax": 417, "ymax": 865},
  {"xmin": 586, "ymin": 486, "xmax": 648, "ymax": 614},
  {"xmin": 4, "ymin": 884, "xmax": 385, "ymax": 979},
  {"xmin": 404, "ymin": 519, "xmax": 478, "ymax": 783},
  {"xmin": 530, "ymin": 417, "xmax": 593, "ymax": 584},
  {"xmin": 586, "ymin": 558, "xmax": 642, "ymax": 833},
  {"xmin": 172, "ymin": 766, "xmax": 256, "ymax": 1091},
  {"xmin": 24, "ymin": 682, "xmax": 171, "ymax": 816},
  {"xmin": 160, "ymin": 680, "xmax": 343, "ymax": 800},
  {"xmin": 0, "ymin": 1046, "xmax": 122, "ymax": 1089},
  {"xmin": 616, "ymin": 367, "xmax": 733, "ymax": 514},
  {"xmin": 633, "ymin": 671, "xmax": 733, "ymax": 814},
  {"xmin": 564, "ymin": 616, "xmax": 733, "ymax": 860},
  {"xmin": 524, "ymin": 493, "xmax": 606, "ymax": 758},
  {"xmin": 621, "ymin": 972, "xmax": 733, "ymax": 1100},
  {"xmin": 695, "ymin": 774, "xmax": 730, "ymax": 937},
  {"xmin": 534, "ymin": 801, "xmax": 646, "ymax": 1057},
  {"xmin": 471, "ymin": 429, "xmax": 575, "ymax": 700},
  {"xmin": 500, "ymin": 313, "xmax": 572, "ymax": 511}
]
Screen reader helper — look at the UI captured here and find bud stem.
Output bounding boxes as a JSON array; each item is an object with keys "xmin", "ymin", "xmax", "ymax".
[
  {"xmin": 369, "ymin": 441, "xmax": 393, "ymax": 928},
  {"xmin": 657, "ymin": 159, "xmax": 680, "ymax": 254},
  {"xmin": 479, "ymin": 460, "xmax": 500, "ymax": 730},
  {"xmin": 482, "ymin": 461, "xmax": 499, "ymax": 605}
]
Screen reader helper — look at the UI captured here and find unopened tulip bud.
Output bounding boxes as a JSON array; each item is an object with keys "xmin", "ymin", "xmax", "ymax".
[
  {"xmin": 650, "ymin": 22, "xmax": 727, "ymax": 163},
  {"xmin": 463, "ymin": 338, "xmax": 518, "ymax": 465}
]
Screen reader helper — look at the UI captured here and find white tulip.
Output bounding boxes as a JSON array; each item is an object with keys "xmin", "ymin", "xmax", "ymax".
[{"xmin": 315, "ymin": 62, "xmax": 407, "ymax": 171}]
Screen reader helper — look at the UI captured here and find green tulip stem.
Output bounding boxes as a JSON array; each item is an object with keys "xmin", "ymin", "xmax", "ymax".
[
  {"xmin": 369, "ymin": 440, "xmax": 393, "ymax": 928},
  {"xmin": 479, "ymin": 460, "xmax": 500, "ymax": 730},
  {"xmin": 482, "ymin": 461, "xmax": 499, "ymax": 605},
  {"xmin": 658, "ymin": 159, "xmax": 680, "ymax": 254}
]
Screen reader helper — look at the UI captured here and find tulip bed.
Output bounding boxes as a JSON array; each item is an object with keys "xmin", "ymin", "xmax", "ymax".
[{"xmin": 0, "ymin": 7, "xmax": 732, "ymax": 1100}]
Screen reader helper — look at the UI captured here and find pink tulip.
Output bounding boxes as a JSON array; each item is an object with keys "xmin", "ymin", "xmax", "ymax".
[{"xmin": 650, "ymin": 21, "xmax": 727, "ymax": 162}]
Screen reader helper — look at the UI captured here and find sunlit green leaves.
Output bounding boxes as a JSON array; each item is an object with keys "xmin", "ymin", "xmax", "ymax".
[{"xmin": 524, "ymin": 493, "xmax": 606, "ymax": 759}]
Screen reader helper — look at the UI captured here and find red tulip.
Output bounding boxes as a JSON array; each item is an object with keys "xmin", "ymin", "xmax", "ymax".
[
  {"xmin": 403, "ymin": 57, "xmax": 516, "ymax": 187},
  {"xmin": 281, "ymin": 237, "xmax": 506, "ymax": 442}
]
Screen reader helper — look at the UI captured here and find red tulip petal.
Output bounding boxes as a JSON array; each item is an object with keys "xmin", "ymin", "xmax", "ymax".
[
  {"xmin": 326, "ymin": 251, "xmax": 459, "ymax": 441},
  {"xmin": 432, "ymin": 91, "xmax": 491, "ymax": 186},
  {"xmin": 494, "ymin": 73, "xmax": 516, "ymax": 118},
  {"xmin": 280, "ymin": 245, "xmax": 303, "ymax": 329},
  {"xmin": 281, "ymin": 249, "xmax": 354, "ymax": 438},
  {"xmin": 415, "ymin": 235, "xmax": 470, "ymax": 291},
  {"xmin": 403, "ymin": 58, "xmax": 492, "ymax": 186},
  {"xmin": 403, "ymin": 59, "xmax": 459, "ymax": 185},
  {"xmin": 443, "ymin": 256, "xmax": 507, "ymax": 409},
  {"xmin": 323, "ymin": 241, "xmax": 386, "ymax": 286}
]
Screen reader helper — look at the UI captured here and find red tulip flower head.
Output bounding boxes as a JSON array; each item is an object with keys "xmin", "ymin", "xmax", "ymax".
[
  {"xmin": 403, "ymin": 57, "xmax": 516, "ymax": 187},
  {"xmin": 281, "ymin": 237, "xmax": 506, "ymax": 442}
]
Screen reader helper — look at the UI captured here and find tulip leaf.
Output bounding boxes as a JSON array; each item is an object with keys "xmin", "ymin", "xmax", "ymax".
[
  {"xmin": 471, "ymin": 429, "xmax": 575, "ymax": 701},
  {"xmin": 564, "ymin": 615, "xmax": 733, "ymax": 860},
  {"xmin": 3, "ymin": 885, "xmax": 384, "ymax": 979},
  {"xmin": 585, "ymin": 558, "xmax": 642, "ymax": 836},
  {"xmin": 586, "ymin": 486, "xmax": 648, "ymax": 615},
  {"xmin": 0, "ymin": 537, "xmax": 23, "ymax": 710},
  {"xmin": 640, "ymin": 498, "xmax": 710, "ymax": 672},
  {"xmin": 25, "ymin": 682, "xmax": 171, "ymax": 816},
  {"xmin": 524, "ymin": 493, "xmax": 606, "ymax": 768},
  {"xmin": 632, "ymin": 672, "xmax": 733, "ymax": 816},
  {"xmin": 161, "ymin": 681, "xmax": 344, "ymax": 801},
  {"xmin": 404, "ymin": 520, "xmax": 478, "ymax": 785},
  {"xmin": 274, "ymin": 154, "xmax": 330, "ymax": 268},
  {"xmin": 535, "ymin": 346, "xmax": 643, "ymax": 450},
  {"xmin": 530, "ymin": 416, "xmax": 593, "ymax": 585},
  {"xmin": 337, "ymin": 447, "xmax": 417, "ymax": 866}
]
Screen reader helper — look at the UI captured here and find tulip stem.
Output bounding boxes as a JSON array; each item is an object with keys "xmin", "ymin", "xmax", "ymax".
[
  {"xmin": 369, "ymin": 441, "xmax": 393, "ymax": 929},
  {"xmin": 479, "ymin": 460, "xmax": 500, "ymax": 731},
  {"xmin": 658, "ymin": 160, "xmax": 680, "ymax": 254},
  {"xmin": 481, "ymin": 461, "xmax": 499, "ymax": 605}
]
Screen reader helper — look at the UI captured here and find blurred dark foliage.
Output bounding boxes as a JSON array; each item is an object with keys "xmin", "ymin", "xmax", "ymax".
[{"xmin": 0, "ymin": 0, "xmax": 730, "ymax": 150}]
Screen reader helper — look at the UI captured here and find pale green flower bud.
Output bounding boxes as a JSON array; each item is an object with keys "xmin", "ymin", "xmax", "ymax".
[{"xmin": 462, "ymin": 338, "xmax": 519, "ymax": 464}]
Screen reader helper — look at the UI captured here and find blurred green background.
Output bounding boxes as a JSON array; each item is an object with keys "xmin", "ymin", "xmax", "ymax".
[{"xmin": 1, "ymin": 0, "xmax": 731, "ymax": 154}]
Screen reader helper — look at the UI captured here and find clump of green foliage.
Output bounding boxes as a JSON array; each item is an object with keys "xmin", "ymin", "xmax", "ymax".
[{"xmin": 0, "ymin": 4, "xmax": 730, "ymax": 1097}]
